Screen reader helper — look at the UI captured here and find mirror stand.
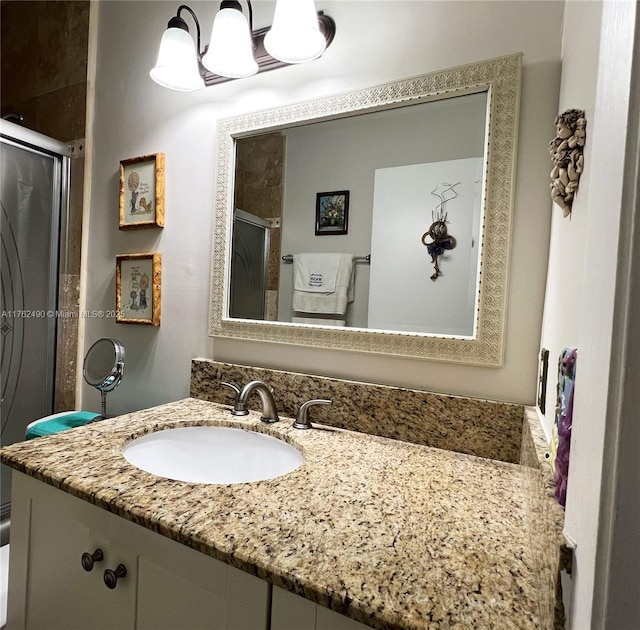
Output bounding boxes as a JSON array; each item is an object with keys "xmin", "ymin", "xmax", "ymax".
[{"xmin": 82, "ymin": 338, "xmax": 126, "ymax": 419}]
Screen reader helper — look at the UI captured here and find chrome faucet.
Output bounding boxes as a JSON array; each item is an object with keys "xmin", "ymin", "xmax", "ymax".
[{"xmin": 232, "ymin": 380, "xmax": 279, "ymax": 423}]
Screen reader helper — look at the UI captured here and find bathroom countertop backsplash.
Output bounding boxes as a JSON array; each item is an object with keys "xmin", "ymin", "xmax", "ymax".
[{"xmin": 191, "ymin": 359, "xmax": 524, "ymax": 463}]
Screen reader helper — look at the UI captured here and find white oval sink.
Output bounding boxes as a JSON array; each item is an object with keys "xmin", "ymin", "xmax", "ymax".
[{"xmin": 123, "ymin": 426, "xmax": 303, "ymax": 484}]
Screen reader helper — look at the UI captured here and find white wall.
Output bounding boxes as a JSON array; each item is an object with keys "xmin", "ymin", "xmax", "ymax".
[
  {"xmin": 539, "ymin": 1, "xmax": 602, "ymax": 440},
  {"xmin": 538, "ymin": 4, "xmax": 602, "ymax": 624},
  {"xmin": 538, "ymin": 1, "xmax": 638, "ymax": 627},
  {"xmin": 368, "ymin": 158, "xmax": 482, "ymax": 334},
  {"xmin": 82, "ymin": 1, "xmax": 563, "ymax": 416},
  {"xmin": 567, "ymin": 2, "xmax": 637, "ymax": 627}
]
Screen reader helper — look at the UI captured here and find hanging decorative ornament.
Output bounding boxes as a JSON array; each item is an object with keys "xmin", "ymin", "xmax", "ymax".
[
  {"xmin": 548, "ymin": 109, "xmax": 587, "ymax": 218},
  {"xmin": 422, "ymin": 221, "xmax": 457, "ymax": 281},
  {"xmin": 422, "ymin": 182, "xmax": 459, "ymax": 281}
]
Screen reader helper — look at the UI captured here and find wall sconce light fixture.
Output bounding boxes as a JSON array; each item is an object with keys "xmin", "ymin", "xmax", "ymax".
[{"xmin": 150, "ymin": 0, "xmax": 336, "ymax": 92}]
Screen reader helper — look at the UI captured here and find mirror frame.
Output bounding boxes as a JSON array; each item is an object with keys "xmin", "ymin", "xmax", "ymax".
[{"xmin": 209, "ymin": 53, "xmax": 522, "ymax": 366}]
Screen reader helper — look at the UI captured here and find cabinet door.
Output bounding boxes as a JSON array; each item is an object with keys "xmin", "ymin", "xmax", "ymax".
[
  {"xmin": 12, "ymin": 473, "xmax": 136, "ymax": 630},
  {"xmin": 271, "ymin": 586, "xmax": 371, "ymax": 630},
  {"xmin": 271, "ymin": 585, "xmax": 317, "ymax": 630},
  {"xmin": 82, "ymin": 497, "xmax": 139, "ymax": 629},
  {"xmin": 8, "ymin": 472, "xmax": 270, "ymax": 630},
  {"xmin": 316, "ymin": 604, "xmax": 372, "ymax": 630},
  {"xmin": 136, "ymin": 525, "xmax": 269, "ymax": 630}
]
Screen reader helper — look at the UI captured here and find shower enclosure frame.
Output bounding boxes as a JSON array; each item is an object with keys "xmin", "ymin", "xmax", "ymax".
[{"xmin": 0, "ymin": 120, "xmax": 70, "ymax": 526}]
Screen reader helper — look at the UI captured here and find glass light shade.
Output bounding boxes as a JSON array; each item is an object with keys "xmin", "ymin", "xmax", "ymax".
[
  {"xmin": 201, "ymin": 8, "xmax": 258, "ymax": 79},
  {"xmin": 264, "ymin": 0, "xmax": 326, "ymax": 64},
  {"xmin": 150, "ymin": 27, "xmax": 204, "ymax": 91}
]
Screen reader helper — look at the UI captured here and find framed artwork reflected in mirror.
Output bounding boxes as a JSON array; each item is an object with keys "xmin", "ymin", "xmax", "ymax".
[{"xmin": 315, "ymin": 190, "xmax": 349, "ymax": 235}]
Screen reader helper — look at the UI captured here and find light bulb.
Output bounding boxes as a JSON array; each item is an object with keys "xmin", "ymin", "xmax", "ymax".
[
  {"xmin": 264, "ymin": 0, "xmax": 326, "ymax": 64},
  {"xmin": 202, "ymin": 5, "xmax": 258, "ymax": 79},
  {"xmin": 150, "ymin": 26, "xmax": 204, "ymax": 92}
]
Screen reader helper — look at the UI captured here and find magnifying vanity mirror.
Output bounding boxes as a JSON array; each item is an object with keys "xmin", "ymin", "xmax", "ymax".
[
  {"xmin": 209, "ymin": 53, "xmax": 522, "ymax": 366},
  {"xmin": 83, "ymin": 338, "xmax": 125, "ymax": 419}
]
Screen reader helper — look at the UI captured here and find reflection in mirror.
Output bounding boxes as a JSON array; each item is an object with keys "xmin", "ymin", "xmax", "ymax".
[
  {"xmin": 232, "ymin": 95, "xmax": 486, "ymax": 333},
  {"xmin": 276, "ymin": 93, "xmax": 486, "ymax": 335},
  {"xmin": 210, "ymin": 54, "xmax": 522, "ymax": 365},
  {"xmin": 230, "ymin": 209, "xmax": 271, "ymax": 320}
]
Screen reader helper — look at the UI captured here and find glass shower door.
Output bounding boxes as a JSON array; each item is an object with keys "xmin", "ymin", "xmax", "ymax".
[
  {"xmin": 1, "ymin": 122, "xmax": 69, "ymax": 511},
  {"xmin": 229, "ymin": 209, "xmax": 271, "ymax": 320}
]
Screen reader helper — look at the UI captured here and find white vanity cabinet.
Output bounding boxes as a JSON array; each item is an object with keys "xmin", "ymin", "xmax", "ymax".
[
  {"xmin": 7, "ymin": 472, "xmax": 270, "ymax": 630},
  {"xmin": 8, "ymin": 472, "xmax": 371, "ymax": 630},
  {"xmin": 271, "ymin": 586, "xmax": 370, "ymax": 630}
]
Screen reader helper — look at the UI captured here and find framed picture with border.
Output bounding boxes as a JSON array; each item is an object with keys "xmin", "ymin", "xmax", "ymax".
[
  {"xmin": 119, "ymin": 153, "xmax": 165, "ymax": 229},
  {"xmin": 116, "ymin": 253, "xmax": 161, "ymax": 325},
  {"xmin": 315, "ymin": 190, "xmax": 349, "ymax": 235}
]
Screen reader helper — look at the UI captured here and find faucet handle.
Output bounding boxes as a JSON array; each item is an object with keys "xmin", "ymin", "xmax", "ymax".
[
  {"xmin": 221, "ymin": 381, "xmax": 240, "ymax": 397},
  {"xmin": 293, "ymin": 399, "xmax": 332, "ymax": 430},
  {"xmin": 221, "ymin": 382, "xmax": 246, "ymax": 414}
]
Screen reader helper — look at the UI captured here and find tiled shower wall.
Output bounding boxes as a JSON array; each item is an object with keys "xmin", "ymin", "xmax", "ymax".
[
  {"xmin": 0, "ymin": 1, "xmax": 88, "ymax": 141},
  {"xmin": 1, "ymin": 0, "xmax": 90, "ymax": 411}
]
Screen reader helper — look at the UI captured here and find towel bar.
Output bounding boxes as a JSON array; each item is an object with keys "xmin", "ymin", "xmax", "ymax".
[{"xmin": 282, "ymin": 254, "xmax": 370, "ymax": 264}]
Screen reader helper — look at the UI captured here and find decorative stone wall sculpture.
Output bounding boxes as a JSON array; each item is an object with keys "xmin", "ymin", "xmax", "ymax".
[{"xmin": 548, "ymin": 109, "xmax": 587, "ymax": 217}]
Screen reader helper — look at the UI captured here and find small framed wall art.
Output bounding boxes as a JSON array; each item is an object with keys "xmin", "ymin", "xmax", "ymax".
[
  {"xmin": 116, "ymin": 253, "xmax": 161, "ymax": 326},
  {"xmin": 119, "ymin": 153, "xmax": 165, "ymax": 229},
  {"xmin": 315, "ymin": 190, "xmax": 349, "ymax": 235}
]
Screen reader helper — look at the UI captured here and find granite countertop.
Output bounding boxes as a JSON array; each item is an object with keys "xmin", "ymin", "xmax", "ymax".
[{"xmin": 1, "ymin": 398, "xmax": 540, "ymax": 629}]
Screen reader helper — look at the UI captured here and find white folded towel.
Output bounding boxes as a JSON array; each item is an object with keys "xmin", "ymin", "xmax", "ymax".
[
  {"xmin": 292, "ymin": 253, "xmax": 355, "ymax": 315},
  {"xmin": 293, "ymin": 253, "xmax": 341, "ymax": 293},
  {"xmin": 292, "ymin": 316, "xmax": 346, "ymax": 326}
]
